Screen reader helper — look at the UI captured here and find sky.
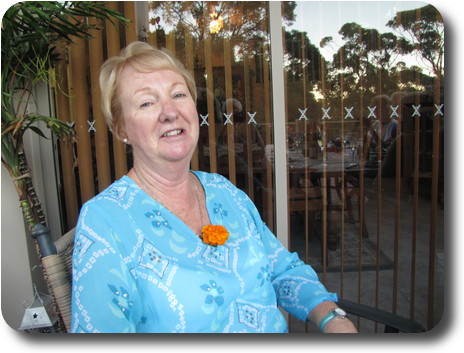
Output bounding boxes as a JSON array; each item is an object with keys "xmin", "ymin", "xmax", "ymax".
[{"xmin": 289, "ymin": 1, "xmax": 431, "ymax": 61}]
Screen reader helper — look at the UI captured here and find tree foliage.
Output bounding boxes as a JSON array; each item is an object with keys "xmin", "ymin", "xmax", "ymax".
[
  {"xmin": 149, "ymin": 2, "xmax": 442, "ymax": 121},
  {"xmin": 1, "ymin": 1, "xmax": 128, "ymax": 229},
  {"xmin": 387, "ymin": 4, "xmax": 444, "ymax": 79}
]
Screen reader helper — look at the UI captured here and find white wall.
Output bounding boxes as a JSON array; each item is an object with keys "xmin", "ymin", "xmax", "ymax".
[
  {"xmin": 1, "ymin": 83, "xmax": 61, "ymax": 329},
  {"xmin": 1, "ymin": 167, "xmax": 35, "ymax": 329}
]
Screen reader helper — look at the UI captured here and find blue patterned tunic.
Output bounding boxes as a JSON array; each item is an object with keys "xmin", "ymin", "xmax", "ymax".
[{"xmin": 71, "ymin": 171, "xmax": 337, "ymax": 333}]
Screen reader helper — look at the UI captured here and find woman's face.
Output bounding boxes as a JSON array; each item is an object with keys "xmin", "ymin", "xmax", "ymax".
[{"xmin": 118, "ymin": 66, "xmax": 199, "ymax": 167}]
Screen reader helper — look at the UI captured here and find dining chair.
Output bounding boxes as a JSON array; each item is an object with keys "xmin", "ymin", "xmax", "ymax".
[
  {"xmin": 288, "ymin": 178, "xmax": 326, "ymax": 259},
  {"xmin": 31, "ymin": 224, "xmax": 75, "ymax": 332}
]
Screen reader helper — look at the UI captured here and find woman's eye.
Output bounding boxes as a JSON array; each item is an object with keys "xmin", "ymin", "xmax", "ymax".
[
  {"xmin": 174, "ymin": 92, "xmax": 187, "ymax": 99},
  {"xmin": 140, "ymin": 102, "xmax": 152, "ymax": 108}
]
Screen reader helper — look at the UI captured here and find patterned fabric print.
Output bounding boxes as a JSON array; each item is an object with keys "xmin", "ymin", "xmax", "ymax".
[
  {"xmin": 202, "ymin": 245, "xmax": 229, "ymax": 269},
  {"xmin": 138, "ymin": 239, "xmax": 169, "ymax": 278},
  {"xmin": 237, "ymin": 302, "xmax": 259, "ymax": 329},
  {"xmin": 257, "ymin": 265, "xmax": 271, "ymax": 287},
  {"xmin": 144, "ymin": 209, "xmax": 170, "ymax": 229},
  {"xmin": 201, "ymin": 280, "xmax": 225, "ymax": 306},
  {"xmin": 71, "ymin": 172, "xmax": 337, "ymax": 333},
  {"xmin": 108, "ymin": 284, "xmax": 134, "ymax": 320},
  {"xmin": 73, "ymin": 232, "xmax": 94, "ymax": 267}
]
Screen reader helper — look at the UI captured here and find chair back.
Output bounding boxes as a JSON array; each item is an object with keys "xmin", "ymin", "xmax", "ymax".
[{"xmin": 32, "ymin": 225, "xmax": 75, "ymax": 332}]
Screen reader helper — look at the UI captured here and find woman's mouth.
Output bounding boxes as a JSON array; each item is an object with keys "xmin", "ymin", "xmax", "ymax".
[{"xmin": 162, "ymin": 129, "xmax": 184, "ymax": 137}]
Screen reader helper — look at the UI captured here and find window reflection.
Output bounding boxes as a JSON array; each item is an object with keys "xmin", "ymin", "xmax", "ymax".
[
  {"xmin": 139, "ymin": 1, "xmax": 444, "ymax": 331},
  {"xmin": 147, "ymin": 1, "xmax": 276, "ymax": 225},
  {"xmin": 284, "ymin": 1, "xmax": 444, "ymax": 331}
]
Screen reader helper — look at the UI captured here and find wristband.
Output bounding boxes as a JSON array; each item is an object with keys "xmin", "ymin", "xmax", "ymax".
[{"xmin": 319, "ymin": 308, "xmax": 347, "ymax": 332}]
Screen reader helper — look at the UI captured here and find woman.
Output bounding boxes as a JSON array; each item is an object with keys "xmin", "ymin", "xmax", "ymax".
[{"xmin": 71, "ymin": 41, "xmax": 357, "ymax": 333}]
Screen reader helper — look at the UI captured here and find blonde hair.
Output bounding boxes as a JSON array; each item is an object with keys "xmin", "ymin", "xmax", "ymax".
[{"xmin": 99, "ymin": 41, "xmax": 197, "ymax": 141}]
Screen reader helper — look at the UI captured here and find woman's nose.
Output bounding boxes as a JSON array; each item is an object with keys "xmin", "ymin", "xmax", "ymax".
[{"xmin": 159, "ymin": 100, "xmax": 179, "ymax": 122}]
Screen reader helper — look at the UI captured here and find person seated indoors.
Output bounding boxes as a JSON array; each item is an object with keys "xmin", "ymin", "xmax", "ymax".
[
  {"xmin": 371, "ymin": 94, "xmax": 398, "ymax": 152},
  {"xmin": 71, "ymin": 41, "xmax": 357, "ymax": 333}
]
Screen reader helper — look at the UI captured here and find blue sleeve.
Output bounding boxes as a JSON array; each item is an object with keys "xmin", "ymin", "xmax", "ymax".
[
  {"xmin": 71, "ymin": 202, "xmax": 143, "ymax": 333},
  {"xmin": 217, "ymin": 175, "xmax": 338, "ymax": 322},
  {"xmin": 259, "ymin": 222, "xmax": 337, "ymax": 321},
  {"xmin": 241, "ymin": 195, "xmax": 337, "ymax": 321}
]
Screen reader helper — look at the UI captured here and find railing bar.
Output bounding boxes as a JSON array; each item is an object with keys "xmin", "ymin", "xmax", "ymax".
[
  {"xmin": 318, "ymin": 51, "xmax": 329, "ymax": 280},
  {"xmin": 298, "ymin": 30, "xmax": 311, "ymax": 271},
  {"xmin": 54, "ymin": 46, "xmax": 79, "ymax": 227},
  {"xmin": 166, "ymin": 32, "xmax": 176, "ymax": 55},
  {"xmin": 88, "ymin": 18, "xmax": 111, "ymax": 192},
  {"xmin": 262, "ymin": 39, "xmax": 274, "ymax": 230},
  {"xmin": 204, "ymin": 37, "xmax": 218, "ymax": 174},
  {"xmin": 427, "ymin": 80, "xmax": 442, "ymax": 329},
  {"xmin": 184, "ymin": 29, "xmax": 199, "ymax": 171},
  {"xmin": 393, "ymin": 96, "xmax": 403, "ymax": 316},
  {"xmin": 123, "ymin": 2, "xmax": 137, "ymax": 43},
  {"xmin": 243, "ymin": 57, "xmax": 255, "ymax": 201},
  {"xmin": 338, "ymin": 47, "xmax": 345, "ymax": 295},
  {"xmin": 105, "ymin": 2, "xmax": 127, "ymax": 179},
  {"xmin": 224, "ymin": 38, "xmax": 236, "ymax": 185},
  {"xmin": 411, "ymin": 89, "xmax": 422, "ymax": 322},
  {"xmin": 357, "ymin": 86, "xmax": 365, "ymax": 330},
  {"xmin": 69, "ymin": 35, "xmax": 94, "ymax": 203}
]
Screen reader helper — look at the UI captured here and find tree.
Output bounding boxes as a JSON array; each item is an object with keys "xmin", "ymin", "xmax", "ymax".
[
  {"xmin": 387, "ymin": 4, "xmax": 444, "ymax": 79},
  {"xmin": 149, "ymin": 1, "xmax": 296, "ymax": 61},
  {"xmin": 1, "ymin": 2, "xmax": 128, "ymax": 230},
  {"xmin": 316, "ymin": 23, "xmax": 395, "ymax": 115},
  {"xmin": 284, "ymin": 29, "xmax": 325, "ymax": 83}
]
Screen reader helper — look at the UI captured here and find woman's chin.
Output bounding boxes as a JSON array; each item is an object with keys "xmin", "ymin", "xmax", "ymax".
[{"xmin": 160, "ymin": 146, "xmax": 194, "ymax": 164}]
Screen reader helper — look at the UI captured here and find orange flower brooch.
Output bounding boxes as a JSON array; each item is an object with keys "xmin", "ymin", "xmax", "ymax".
[{"xmin": 201, "ymin": 225, "xmax": 229, "ymax": 246}]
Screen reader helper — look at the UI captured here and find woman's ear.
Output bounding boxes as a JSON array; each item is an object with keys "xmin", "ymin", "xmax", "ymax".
[{"xmin": 112, "ymin": 118, "xmax": 127, "ymax": 144}]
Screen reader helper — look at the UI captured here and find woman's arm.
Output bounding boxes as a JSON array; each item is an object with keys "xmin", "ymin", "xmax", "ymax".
[
  {"xmin": 71, "ymin": 204, "xmax": 142, "ymax": 333},
  {"xmin": 308, "ymin": 300, "xmax": 358, "ymax": 333}
]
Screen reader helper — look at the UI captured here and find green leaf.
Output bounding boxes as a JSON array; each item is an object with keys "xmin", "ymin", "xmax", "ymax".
[{"xmin": 28, "ymin": 126, "xmax": 48, "ymax": 139}]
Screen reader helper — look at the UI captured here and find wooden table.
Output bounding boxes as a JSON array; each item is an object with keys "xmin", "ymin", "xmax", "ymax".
[{"xmin": 289, "ymin": 151, "xmax": 373, "ymax": 250}]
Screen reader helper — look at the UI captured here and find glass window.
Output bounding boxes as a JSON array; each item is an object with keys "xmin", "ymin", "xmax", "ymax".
[
  {"xmin": 282, "ymin": 1, "xmax": 444, "ymax": 332},
  {"xmin": 52, "ymin": 1, "xmax": 444, "ymax": 332},
  {"xmin": 147, "ymin": 1, "xmax": 277, "ymax": 228}
]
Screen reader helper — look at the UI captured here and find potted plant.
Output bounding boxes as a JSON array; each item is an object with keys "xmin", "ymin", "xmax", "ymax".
[{"xmin": 1, "ymin": 1, "xmax": 128, "ymax": 230}]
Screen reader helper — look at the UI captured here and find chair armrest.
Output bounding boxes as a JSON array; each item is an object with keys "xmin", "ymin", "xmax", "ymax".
[
  {"xmin": 31, "ymin": 224, "xmax": 57, "ymax": 257},
  {"xmin": 337, "ymin": 298, "xmax": 426, "ymax": 333}
]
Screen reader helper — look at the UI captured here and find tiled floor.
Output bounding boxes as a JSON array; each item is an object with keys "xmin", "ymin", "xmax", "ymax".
[{"xmin": 287, "ymin": 176, "xmax": 444, "ymax": 333}]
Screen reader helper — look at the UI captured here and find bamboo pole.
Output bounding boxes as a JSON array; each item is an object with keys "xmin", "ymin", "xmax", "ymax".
[
  {"xmin": 53, "ymin": 46, "xmax": 79, "ymax": 227},
  {"xmin": 184, "ymin": 30, "xmax": 199, "ymax": 171},
  {"xmin": 88, "ymin": 18, "xmax": 111, "ymax": 192},
  {"xmin": 68, "ymin": 35, "xmax": 94, "ymax": 203},
  {"xmin": 224, "ymin": 38, "xmax": 236, "ymax": 185},
  {"xmin": 105, "ymin": 2, "xmax": 127, "ymax": 179},
  {"xmin": 243, "ymin": 57, "xmax": 254, "ymax": 201},
  {"xmin": 204, "ymin": 36, "xmax": 217, "ymax": 173},
  {"xmin": 124, "ymin": 2, "xmax": 137, "ymax": 44}
]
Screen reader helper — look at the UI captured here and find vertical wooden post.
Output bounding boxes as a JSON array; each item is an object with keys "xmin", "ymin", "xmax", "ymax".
[
  {"xmin": 89, "ymin": 18, "xmax": 111, "ymax": 191},
  {"xmin": 205, "ymin": 36, "xmax": 217, "ymax": 173},
  {"xmin": 53, "ymin": 46, "xmax": 79, "ymax": 227},
  {"xmin": 124, "ymin": 2, "xmax": 137, "ymax": 43},
  {"xmin": 106, "ymin": 2, "xmax": 127, "ymax": 179},
  {"xmin": 184, "ymin": 30, "xmax": 199, "ymax": 171},
  {"xmin": 68, "ymin": 35, "xmax": 94, "ymax": 203},
  {"xmin": 224, "ymin": 38, "xmax": 236, "ymax": 185}
]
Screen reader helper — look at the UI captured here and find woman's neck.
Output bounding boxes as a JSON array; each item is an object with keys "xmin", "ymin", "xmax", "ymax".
[
  {"xmin": 130, "ymin": 161, "xmax": 190, "ymax": 197},
  {"xmin": 128, "ymin": 162, "xmax": 207, "ymax": 234}
]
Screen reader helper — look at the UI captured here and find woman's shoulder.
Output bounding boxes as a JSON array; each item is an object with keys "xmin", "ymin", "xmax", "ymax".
[
  {"xmin": 193, "ymin": 171, "xmax": 254, "ymax": 207},
  {"xmin": 81, "ymin": 176, "xmax": 138, "ymax": 209},
  {"xmin": 193, "ymin": 171, "xmax": 244, "ymax": 196},
  {"xmin": 192, "ymin": 171, "xmax": 232, "ymax": 187}
]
